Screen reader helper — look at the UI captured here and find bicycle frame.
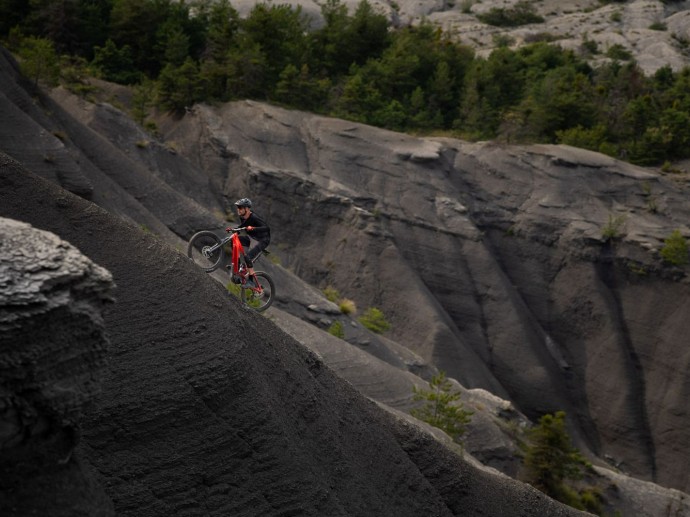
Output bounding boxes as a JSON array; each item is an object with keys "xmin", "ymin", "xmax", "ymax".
[
  {"xmin": 227, "ymin": 230, "xmax": 264, "ymax": 292},
  {"xmin": 196, "ymin": 231, "xmax": 255, "ymax": 275},
  {"xmin": 229, "ymin": 231, "xmax": 243, "ymax": 276}
]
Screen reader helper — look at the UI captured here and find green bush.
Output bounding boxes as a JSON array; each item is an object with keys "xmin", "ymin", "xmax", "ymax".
[
  {"xmin": 579, "ymin": 487, "xmax": 604, "ymax": 515},
  {"xmin": 410, "ymin": 371, "xmax": 473, "ymax": 442},
  {"xmin": 18, "ymin": 36, "xmax": 60, "ymax": 89},
  {"xmin": 601, "ymin": 214, "xmax": 626, "ymax": 241},
  {"xmin": 226, "ymin": 282, "xmax": 241, "ymax": 296},
  {"xmin": 323, "ymin": 286, "xmax": 340, "ymax": 302},
  {"xmin": 660, "ymin": 229, "xmax": 689, "ymax": 265},
  {"xmin": 358, "ymin": 307, "xmax": 390, "ymax": 333},
  {"xmin": 556, "ymin": 124, "xmax": 608, "ymax": 153},
  {"xmin": 476, "ymin": 1, "xmax": 544, "ymax": 27},
  {"xmin": 327, "ymin": 320, "xmax": 345, "ymax": 338},
  {"xmin": 492, "ymin": 33, "xmax": 515, "ymax": 48},
  {"xmin": 606, "ymin": 44, "xmax": 632, "ymax": 60},
  {"xmin": 580, "ymin": 39, "xmax": 599, "ymax": 55},
  {"xmin": 339, "ymin": 298, "xmax": 357, "ymax": 315}
]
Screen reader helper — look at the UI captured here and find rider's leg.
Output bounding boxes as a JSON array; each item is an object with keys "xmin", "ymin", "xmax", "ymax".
[
  {"xmin": 245, "ymin": 241, "xmax": 268, "ymax": 277},
  {"xmin": 244, "ymin": 249, "xmax": 256, "ymax": 276},
  {"xmin": 244, "ymin": 242, "xmax": 269, "ymax": 287},
  {"xmin": 242, "ymin": 246, "xmax": 257, "ymax": 287}
]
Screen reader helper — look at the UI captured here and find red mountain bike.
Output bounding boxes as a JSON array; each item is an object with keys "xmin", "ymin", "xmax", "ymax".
[{"xmin": 187, "ymin": 227, "xmax": 275, "ymax": 312}]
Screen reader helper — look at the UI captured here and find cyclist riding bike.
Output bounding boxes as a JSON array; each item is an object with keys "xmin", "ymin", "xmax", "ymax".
[{"xmin": 227, "ymin": 198, "xmax": 270, "ymax": 288}]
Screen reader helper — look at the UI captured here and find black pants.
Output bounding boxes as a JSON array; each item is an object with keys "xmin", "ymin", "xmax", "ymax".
[{"xmin": 239, "ymin": 236, "xmax": 269, "ymax": 267}]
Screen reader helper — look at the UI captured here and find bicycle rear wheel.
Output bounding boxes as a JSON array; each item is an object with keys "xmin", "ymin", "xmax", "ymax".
[
  {"xmin": 240, "ymin": 271, "xmax": 275, "ymax": 312},
  {"xmin": 187, "ymin": 230, "xmax": 225, "ymax": 272}
]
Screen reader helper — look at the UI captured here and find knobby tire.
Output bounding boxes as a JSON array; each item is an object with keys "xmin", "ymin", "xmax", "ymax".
[
  {"xmin": 187, "ymin": 230, "xmax": 225, "ymax": 272},
  {"xmin": 240, "ymin": 271, "xmax": 275, "ymax": 312}
]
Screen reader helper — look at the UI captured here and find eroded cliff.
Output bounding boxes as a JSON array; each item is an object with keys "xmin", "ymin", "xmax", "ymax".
[{"xmin": 154, "ymin": 99, "xmax": 690, "ymax": 492}]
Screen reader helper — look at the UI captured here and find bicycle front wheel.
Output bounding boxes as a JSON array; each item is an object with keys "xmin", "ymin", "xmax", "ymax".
[
  {"xmin": 240, "ymin": 271, "xmax": 275, "ymax": 312},
  {"xmin": 187, "ymin": 231, "xmax": 225, "ymax": 272}
]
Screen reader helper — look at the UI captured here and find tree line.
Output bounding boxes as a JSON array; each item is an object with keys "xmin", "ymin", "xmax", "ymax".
[{"xmin": 3, "ymin": 0, "xmax": 690, "ymax": 166}]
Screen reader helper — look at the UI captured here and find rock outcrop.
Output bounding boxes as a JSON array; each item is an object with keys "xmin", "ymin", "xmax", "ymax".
[{"xmin": 0, "ymin": 216, "xmax": 115, "ymax": 516}]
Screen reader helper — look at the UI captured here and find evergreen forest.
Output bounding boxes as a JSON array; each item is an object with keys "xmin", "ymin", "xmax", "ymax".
[{"xmin": 4, "ymin": 0, "xmax": 690, "ymax": 166}]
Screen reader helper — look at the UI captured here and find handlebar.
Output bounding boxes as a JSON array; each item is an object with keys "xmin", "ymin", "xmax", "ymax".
[{"xmin": 226, "ymin": 225, "xmax": 267, "ymax": 233}]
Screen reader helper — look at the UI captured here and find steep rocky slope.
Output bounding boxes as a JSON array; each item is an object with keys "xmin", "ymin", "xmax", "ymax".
[
  {"xmin": 0, "ymin": 156, "xmax": 589, "ymax": 516},
  {"xmin": 1, "ymin": 43, "xmax": 689, "ymax": 513}
]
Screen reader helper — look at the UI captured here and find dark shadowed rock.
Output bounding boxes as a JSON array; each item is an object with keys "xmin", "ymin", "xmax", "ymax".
[
  {"xmin": 0, "ymin": 48, "xmax": 93, "ymax": 199},
  {"xmin": 0, "ymin": 47, "xmax": 215, "ymax": 244},
  {"xmin": 0, "ymin": 216, "xmax": 115, "ymax": 516}
]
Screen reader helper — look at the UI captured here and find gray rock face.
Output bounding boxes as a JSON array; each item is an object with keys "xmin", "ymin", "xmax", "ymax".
[
  {"xmin": 0, "ymin": 216, "xmax": 114, "ymax": 450},
  {"xmin": 593, "ymin": 466, "xmax": 690, "ymax": 517},
  {"xmin": 0, "ymin": 216, "xmax": 115, "ymax": 516}
]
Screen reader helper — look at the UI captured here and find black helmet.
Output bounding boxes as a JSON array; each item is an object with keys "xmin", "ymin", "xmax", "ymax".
[{"xmin": 234, "ymin": 198, "xmax": 252, "ymax": 208}]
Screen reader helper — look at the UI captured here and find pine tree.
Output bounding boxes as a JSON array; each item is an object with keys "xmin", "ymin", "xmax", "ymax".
[
  {"xmin": 410, "ymin": 371, "xmax": 473, "ymax": 442},
  {"xmin": 523, "ymin": 411, "xmax": 590, "ymax": 506}
]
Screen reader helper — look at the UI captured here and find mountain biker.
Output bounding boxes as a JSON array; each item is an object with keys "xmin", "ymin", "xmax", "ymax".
[{"xmin": 227, "ymin": 198, "xmax": 270, "ymax": 288}]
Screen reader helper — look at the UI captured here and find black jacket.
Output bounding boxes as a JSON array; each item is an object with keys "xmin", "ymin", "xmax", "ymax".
[{"xmin": 243, "ymin": 212, "xmax": 270, "ymax": 244}]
